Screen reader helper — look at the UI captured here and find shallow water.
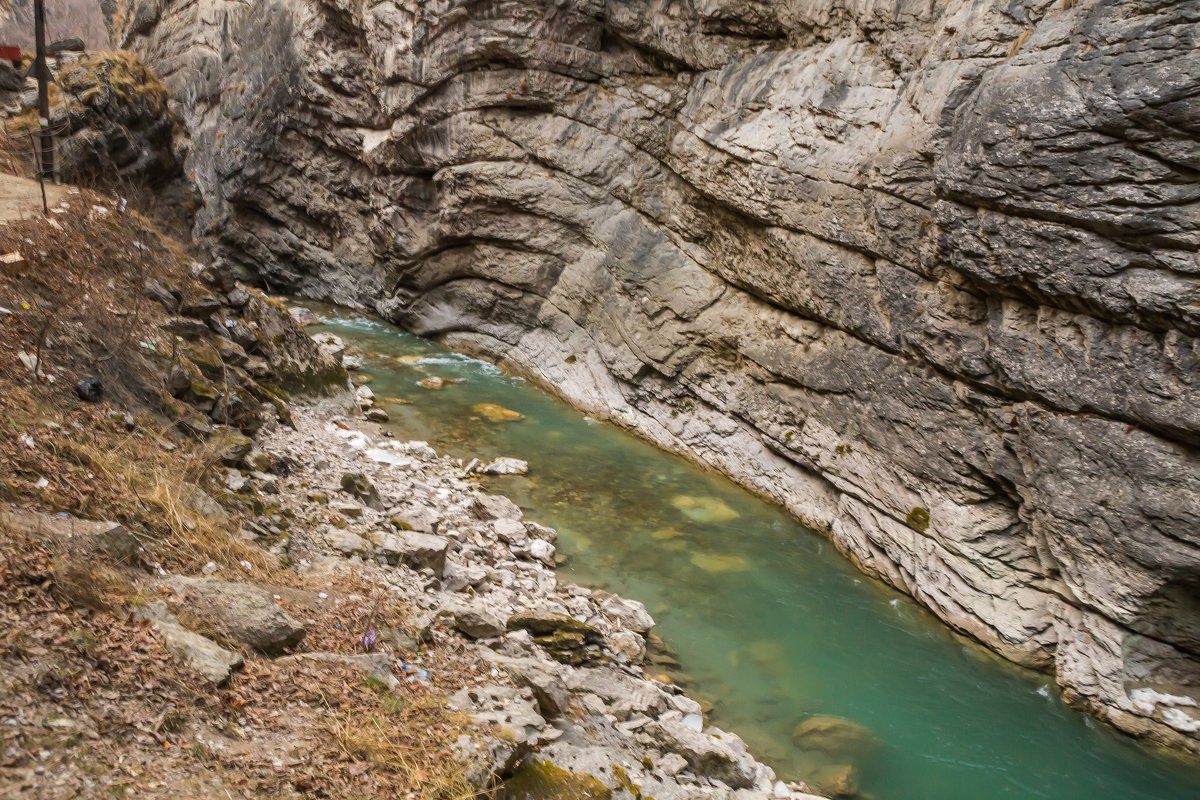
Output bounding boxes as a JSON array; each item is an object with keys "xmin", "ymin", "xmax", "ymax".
[{"xmin": 307, "ymin": 305, "xmax": 1200, "ymax": 800}]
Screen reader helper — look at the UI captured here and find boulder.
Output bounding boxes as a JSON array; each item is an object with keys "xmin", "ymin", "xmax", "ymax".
[
  {"xmin": 326, "ymin": 528, "xmax": 370, "ymax": 556},
  {"xmin": 482, "ymin": 458, "xmax": 528, "ymax": 475},
  {"xmin": 355, "ymin": 384, "xmax": 375, "ymax": 408},
  {"xmin": 564, "ymin": 667, "xmax": 666, "ymax": 720},
  {"xmin": 443, "ymin": 562, "xmax": 489, "ymax": 592},
  {"xmin": 311, "ymin": 332, "xmax": 346, "ymax": 360},
  {"xmin": 445, "ymin": 605, "xmax": 506, "ymax": 640},
  {"xmin": 471, "ymin": 493, "xmax": 523, "ymax": 522},
  {"xmin": 642, "ymin": 719, "xmax": 758, "ymax": 789},
  {"xmin": 525, "ymin": 538, "xmax": 555, "ymax": 566},
  {"xmin": 608, "ymin": 631, "xmax": 646, "ymax": 664},
  {"xmin": 340, "ymin": 471, "xmax": 383, "ymax": 510},
  {"xmin": 454, "ymin": 733, "xmax": 527, "ymax": 789},
  {"xmin": 493, "ymin": 518, "xmax": 529, "ymax": 546},
  {"xmin": 791, "ymin": 716, "xmax": 876, "ymax": 759},
  {"xmin": 162, "ymin": 576, "xmax": 305, "ymax": 654},
  {"xmin": 506, "ymin": 611, "xmax": 601, "ymax": 640},
  {"xmin": 377, "ymin": 530, "xmax": 450, "ymax": 575},
  {"xmin": 449, "ymin": 684, "xmax": 547, "ymax": 746},
  {"xmin": 500, "ymin": 660, "xmax": 570, "ymax": 719},
  {"xmin": 508, "ymin": 611, "xmax": 606, "ymax": 666},
  {"xmin": 594, "ymin": 591, "xmax": 655, "ymax": 634},
  {"xmin": 331, "ymin": 500, "xmax": 364, "ymax": 519},
  {"xmin": 137, "ymin": 602, "xmax": 243, "ymax": 685}
]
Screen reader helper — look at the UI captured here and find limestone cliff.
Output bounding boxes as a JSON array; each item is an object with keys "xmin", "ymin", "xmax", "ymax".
[{"xmin": 108, "ymin": 0, "xmax": 1200, "ymax": 751}]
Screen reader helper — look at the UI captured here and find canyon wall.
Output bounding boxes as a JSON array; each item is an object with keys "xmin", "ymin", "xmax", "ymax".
[{"xmin": 108, "ymin": 0, "xmax": 1200, "ymax": 751}]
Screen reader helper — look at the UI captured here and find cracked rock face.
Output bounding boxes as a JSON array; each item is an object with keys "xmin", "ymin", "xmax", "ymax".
[{"xmin": 112, "ymin": 0, "xmax": 1200, "ymax": 751}]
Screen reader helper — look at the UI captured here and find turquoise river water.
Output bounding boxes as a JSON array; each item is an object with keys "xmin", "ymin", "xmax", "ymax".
[{"xmin": 306, "ymin": 305, "xmax": 1200, "ymax": 800}]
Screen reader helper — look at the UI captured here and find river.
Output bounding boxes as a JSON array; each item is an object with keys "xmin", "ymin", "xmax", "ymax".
[{"xmin": 305, "ymin": 304, "xmax": 1200, "ymax": 800}]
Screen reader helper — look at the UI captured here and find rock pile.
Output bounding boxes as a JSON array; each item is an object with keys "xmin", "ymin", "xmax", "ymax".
[{"xmin": 237, "ymin": 392, "xmax": 824, "ymax": 798}]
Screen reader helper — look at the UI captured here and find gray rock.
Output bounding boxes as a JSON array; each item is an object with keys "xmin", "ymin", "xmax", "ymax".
[
  {"xmin": 609, "ymin": 631, "xmax": 647, "ymax": 665},
  {"xmin": 226, "ymin": 284, "xmax": 250, "ymax": 308},
  {"xmin": 355, "ymin": 384, "xmax": 374, "ymax": 408},
  {"xmin": 657, "ymin": 752, "xmax": 688, "ymax": 777},
  {"xmin": 311, "ymin": 332, "xmax": 346, "ymax": 361},
  {"xmin": 565, "ymin": 667, "xmax": 666, "ymax": 721},
  {"xmin": 446, "ymin": 605, "xmax": 506, "ymax": 640},
  {"xmin": 471, "ymin": 493, "xmax": 523, "ymax": 522},
  {"xmin": 595, "ymin": 591, "xmax": 655, "ymax": 634},
  {"xmin": 137, "ymin": 602, "xmax": 243, "ymax": 685},
  {"xmin": 643, "ymin": 719, "xmax": 758, "ymax": 789},
  {"xmin": 493, "ymin": 518, "xmax": 528, "ymax": 547},
  {"xmin": 526, "ymin": 522, "xmax": 558, "ymax": 543},
  {"xmin": 377, "ymin": 530, "xmax": 450, "ymax": 575},
  {"xmin": 483, "ymin": 652, "xmax": 571, "ymax": 720},
  {"xmin": 481, "ymin": 458, "xmax": 529, "ymax": 476},
  {"xmin": 162, "ymin": 576, "xmax": 305, "ymax": 654},
  {"xmin": 453, "ymin": 733, "xmax": 526, "ymax": 790},
  {"xmin": 331, "ymin": 500, "xmax": 364, "ymax": 519},
  {"xmin": 524, "ymin": 538, "xmax": 555, "ymax": 566},
  {"xmin": 340, "ymin": 471, "xmax": 383, "ymax": 510},
  {"xmin": 326, "ymin": 528, "xmax": 369, "ymax": 557},
  {"xmin": 443, "ymin": 562, "xmax": 489, "ymax": 592},
  {"xmin": 448, "ymin": 684, "xmax": 547, "ymax": 746}
]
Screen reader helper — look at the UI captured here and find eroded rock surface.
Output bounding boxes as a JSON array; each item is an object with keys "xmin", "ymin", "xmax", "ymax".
[{"xmin": 112, "ymin": 0, "xmax": 1200, "ymax": 750}]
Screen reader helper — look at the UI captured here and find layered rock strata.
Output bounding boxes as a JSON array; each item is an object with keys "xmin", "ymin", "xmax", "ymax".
[{"xmin": 109, "ymin": 0, "xmax": 1200, "ymax": 750}]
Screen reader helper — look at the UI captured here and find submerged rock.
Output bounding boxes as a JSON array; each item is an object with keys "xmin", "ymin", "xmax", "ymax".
[
  {"xmin": 482, "ymin": 457, "xmax": 529, "ymax": 476},
  {"xmin": 691, "ymin": 552, "xmax": 751, "ymax": 573},
  {"xmin": 671, "ymin": 495, "xmax": 740, "ymax": 524},
  {"xmin": 473, "ymin": 402, "xmax": 525, "ymax": 422},
  {"xmin": 810, "ymin": 763, "xmax": 860, "ymax": 799},
  {"xmin": 792, "ymin": 716, "xmax": 877, "ymax": 759}
]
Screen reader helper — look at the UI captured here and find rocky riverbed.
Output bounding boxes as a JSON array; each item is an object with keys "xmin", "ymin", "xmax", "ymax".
[{"xmin": 213, "ymin": 356, "xmax": 827, "ymax": 798}]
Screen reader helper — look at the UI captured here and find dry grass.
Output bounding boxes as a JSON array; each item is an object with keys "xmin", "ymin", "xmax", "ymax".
[
  {"xmin": 0, "ymin": 180, "xmax": 490, "ymax": 799},
  {"xmin": 330, "ymin": 686, "xmax": 481, "ymax": 799},
  {"xmin": 1008, "ymin": 28, "xmax": 1034, "ymax": 57},
  {"xmin": 0, "ymin": 521, "xmax": 483, "ymax": 799}
]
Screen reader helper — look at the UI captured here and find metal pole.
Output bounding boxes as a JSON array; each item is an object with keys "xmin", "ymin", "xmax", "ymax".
[
  {"xmin": 27, "ymin": 131, "xmax": 48, "ymax": 214},
  {"xmin": 33, "ymin": 0, "xmax": 54, "ymax": 183}
]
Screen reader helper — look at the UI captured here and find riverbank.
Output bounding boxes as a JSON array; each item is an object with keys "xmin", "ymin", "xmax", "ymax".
[
  {"xmin": 251, "ymin": 391, "xmax": 823, "ymax": 799},
  {"xmin": 0, "ymin": 178, "xmax": 821, "ymax": 798},
  {"xmin": 297, "ymin": 307, "xmax": 1200, "ymax": 800}
]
